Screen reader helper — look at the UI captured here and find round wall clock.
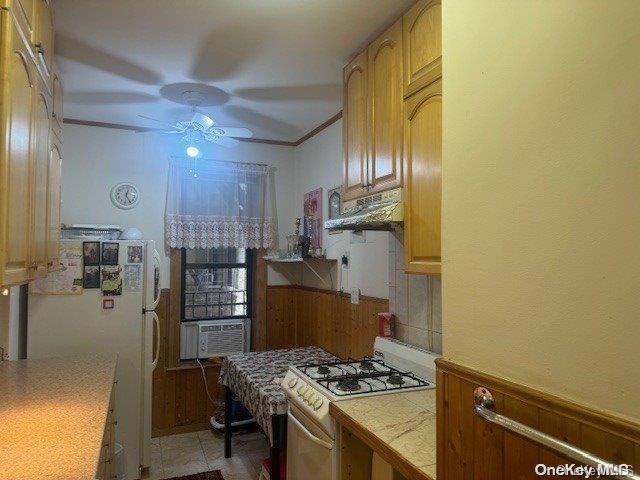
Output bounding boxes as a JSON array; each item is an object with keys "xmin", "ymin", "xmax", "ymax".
[{"xmin": 110, "ymin": 182, "xmax": 139, "ymax": 210}]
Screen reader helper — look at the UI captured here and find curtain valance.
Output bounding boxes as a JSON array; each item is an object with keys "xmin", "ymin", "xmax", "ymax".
[{"xmin": 165, "ymin": 159, "xmax": 276, "ymax": 250}]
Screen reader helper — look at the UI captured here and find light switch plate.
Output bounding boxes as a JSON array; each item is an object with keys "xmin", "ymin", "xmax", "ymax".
[{"xmin": 350, "ymin": 288, "xmax": 360, "ymax": 305}]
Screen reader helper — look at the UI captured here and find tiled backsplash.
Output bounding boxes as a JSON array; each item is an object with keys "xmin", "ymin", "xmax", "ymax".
[{"xmin": 388, "ymin": 230, "xmax": 443, "ymax": 354}]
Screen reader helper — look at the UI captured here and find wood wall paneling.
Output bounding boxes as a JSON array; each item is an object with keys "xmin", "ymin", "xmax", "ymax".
[
  {"xmin": 152, "ymin": 288, "xmax": 224, "ymax": 436},
  {"xmin": 437, "ymin": 359, "xmax": 640, "ymax": 479},
  {"xmin": 155, "ymin": 254, "xmax": 388, "ymax": 434},
  {"xmin": 265, "ymin": 285, "xmax": 388, "ymax": 359}
]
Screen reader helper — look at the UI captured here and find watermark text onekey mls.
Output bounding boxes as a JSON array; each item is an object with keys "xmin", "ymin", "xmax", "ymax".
[{"xmin": 535, "ymin": 463, "xmax": 635, "ymax": 478}]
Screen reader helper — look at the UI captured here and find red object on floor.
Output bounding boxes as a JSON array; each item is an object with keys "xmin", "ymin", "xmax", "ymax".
[
  {"xmin": 163, "ymin": 470, "xmax": 224, "ymax": 480},
  {"xmin": 262, "ymin": 454, "xmax": 287, "ymax": 479}
]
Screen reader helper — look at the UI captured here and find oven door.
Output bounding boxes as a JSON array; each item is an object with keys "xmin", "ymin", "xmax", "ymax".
[{"xmin": 287, "ymin": 403, "xmax": 336, "ymax": 480}]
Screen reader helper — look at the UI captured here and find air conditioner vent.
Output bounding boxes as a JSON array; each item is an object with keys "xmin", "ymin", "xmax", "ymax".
[{"xmin": 199, "ymin": 320, "xmax": 246, "ymax": 358}]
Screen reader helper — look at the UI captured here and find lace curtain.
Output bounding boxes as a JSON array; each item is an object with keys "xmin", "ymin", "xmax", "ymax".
[{"xmin": 165, "ymin": 159, "xmax": 276, "ymax": 250}]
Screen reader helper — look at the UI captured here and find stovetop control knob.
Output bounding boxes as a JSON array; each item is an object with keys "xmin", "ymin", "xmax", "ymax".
[
  {"xmin": 288, "ymin": 377, "xmax": 298, "ymax": 389},
  {"xmin": 313, "ymin": 398, "xmax": 324, "ymax": 410},
  {"xmin": 298, "ymin": 385, "xmax": 308, "ymax": 396},
  {"xmin": 304, "ymin": 390, "xmax": 313, "ymax": 402}
]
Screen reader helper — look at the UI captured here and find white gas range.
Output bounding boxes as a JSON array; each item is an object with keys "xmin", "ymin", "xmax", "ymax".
[{"xmin": 282, "ymin": 337, "xmax": 439, "ymax": 480}]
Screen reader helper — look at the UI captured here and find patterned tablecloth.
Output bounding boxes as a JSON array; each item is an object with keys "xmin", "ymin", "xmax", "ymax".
[{"xmin": 219, "ymin": 346, "xmax": 338, "ymax": 443}]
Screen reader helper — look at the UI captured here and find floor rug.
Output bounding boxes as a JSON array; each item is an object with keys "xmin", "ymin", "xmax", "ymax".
[{"xmin": 163, "ymin": 471, "xmax": 224, "ymax": 480}]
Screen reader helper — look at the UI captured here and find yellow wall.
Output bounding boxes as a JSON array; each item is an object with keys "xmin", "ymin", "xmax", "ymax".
[{"xmin": 442, "ymin": 1, "xmax": 640, "ymax": 421}]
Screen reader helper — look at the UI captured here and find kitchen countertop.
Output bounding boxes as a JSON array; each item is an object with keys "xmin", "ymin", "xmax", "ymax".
[
  {"xmin": 329, "ymin": 389, "xmax": 437, "ymax": 480},
  {"xmin": 0, "ymin": 354, "xmax": 117, "ymax": 480}
]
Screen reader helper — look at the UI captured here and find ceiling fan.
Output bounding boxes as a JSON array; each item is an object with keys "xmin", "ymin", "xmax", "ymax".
[{"xmin": 139, "ymin": 91, "xmax": 253, "ymax": 156}]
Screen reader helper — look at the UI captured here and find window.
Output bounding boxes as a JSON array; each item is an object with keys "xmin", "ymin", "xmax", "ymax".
[{"xmin": 181, "ymin": 248, "xmax": 253, "ymax": 322}]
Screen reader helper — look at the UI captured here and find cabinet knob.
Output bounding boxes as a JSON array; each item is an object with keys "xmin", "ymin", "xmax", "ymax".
[
  {"xmin": 30, "ymin": 262, "xmax": 38, "ymax": 270},
  {"xmin": 34, "ymin": 42, "xmax": 44, "ymax": 54}
]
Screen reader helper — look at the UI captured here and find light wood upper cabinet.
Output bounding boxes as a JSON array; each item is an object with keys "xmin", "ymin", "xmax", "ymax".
[
  {"xmin": 8, "ymin": 0, "xmax": 35, "ymax": 37},
  {"xmin": 29, "ymin": 78, "xmax": 51, "ymax": 278},
  {"xmin": 51, "ymin": 62, "xmax": 63, "ymax": 138},
  {"xmin": 0, "ymin": 9, "xmax": 36, "ymax": 286},
  {"xmin": 343, "ymin": 20, "xmax": 404, "ymax": 201},
  {"xmin": 46, "ymin": 133, "xmax": 62, "ymax": 271},
  {"xmin": 1, "ymin": 0, "xmax": 62, "ymax": 287},
  {"xmin": 403, "ymin": 0, "xmax": 442, "ymax": 98},
  {"xmin": 367, "ymin": 19, "xmax": 403, "ymax": 195},
  {"xmin": 33, "ymin": 0, "xmax": 53, "ymax": 78},
  {"xmin": 403, "ymin": 78, "xmax": 441, "ymax": 274},
  {"xmin": 342, "ymin": 50, "xmax": 368, "ymax": 201}
]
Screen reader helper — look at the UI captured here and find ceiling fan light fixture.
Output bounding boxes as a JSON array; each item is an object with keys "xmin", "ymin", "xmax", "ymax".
[{"xmin": 186, "ymin": 145, "xmax": 200, "ymax": 158}]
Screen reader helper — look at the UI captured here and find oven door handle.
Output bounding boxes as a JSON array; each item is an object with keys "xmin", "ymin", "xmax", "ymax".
[{"xmin": 288, "ymin": 410, "xmax": 333, "ymax": 450}]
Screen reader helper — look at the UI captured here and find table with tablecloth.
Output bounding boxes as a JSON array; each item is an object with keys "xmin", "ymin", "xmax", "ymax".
[{"xmin": 219, "ymin": 346, "xmax": 338, "ymax": 442}]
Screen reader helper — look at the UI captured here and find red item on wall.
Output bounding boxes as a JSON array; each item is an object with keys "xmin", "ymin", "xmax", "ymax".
[{"xmin": 378, "ymin": 312, "xmax": 395, "ymax": 338}]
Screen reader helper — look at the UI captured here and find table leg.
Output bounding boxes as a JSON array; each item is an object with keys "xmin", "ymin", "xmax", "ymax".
[
  {"xmin": 270, "ymin": 414, "xmax": 287, "ymax": 480},
  {"xmin": 224, "ymin": 386, "xmax": 232, "ymax": 458}
]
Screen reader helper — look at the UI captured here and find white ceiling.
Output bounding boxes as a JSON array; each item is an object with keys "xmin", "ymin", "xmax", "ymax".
[{"xmin": 55, "ymin": 0, "xmax": 412, "ymax": 141}]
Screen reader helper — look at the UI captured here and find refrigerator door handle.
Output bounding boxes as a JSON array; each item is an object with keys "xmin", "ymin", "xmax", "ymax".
[
  {"xmin": 151, "ymin": 311, "xmax": 160, "ymax": 370},
  {"xmin": 151, "ymin": 249, "xmax": 162, "ymax": 310}
]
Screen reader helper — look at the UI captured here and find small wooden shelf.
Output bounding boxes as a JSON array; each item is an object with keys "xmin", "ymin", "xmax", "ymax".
[
  {"xmin": 264, "ymin": 256, "xmax": 337, "ymax": 287},
  {"xmin": 263, "ymin": 256, "xmax": 337, "ymax": 263}
]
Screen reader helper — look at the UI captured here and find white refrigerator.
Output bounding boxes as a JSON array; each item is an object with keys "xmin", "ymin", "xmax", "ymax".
[{"xmin": 28, "ymin": 240, "xmax": 161, "ymax": 479}]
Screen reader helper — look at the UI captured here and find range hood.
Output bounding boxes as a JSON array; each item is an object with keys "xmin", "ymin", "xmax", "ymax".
[{"xmin": 324, "ymin": 188, "xmax": 403, "ymax": 231}]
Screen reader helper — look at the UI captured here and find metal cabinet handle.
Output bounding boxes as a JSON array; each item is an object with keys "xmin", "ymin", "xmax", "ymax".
[
  {"xmin": 34, "ymin": 42, "xmax": 44, "ymax": 54},
  {"xmin": 474, "ymin": 387, "xmax": 640, "ymax": 480}
]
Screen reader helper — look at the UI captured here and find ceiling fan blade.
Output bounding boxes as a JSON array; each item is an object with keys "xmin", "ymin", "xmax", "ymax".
[
  {"xmin": 190, "ymin": 112, "xmax": 215, "ymax": 131},
  {"xmin": 137, "ymin": 114, "xmax": 176, "ymax": 129},
  {"xmin": 210, "ymin": 126, "xmax": 253, "ymax": 138},
  {"xmin": 207, "ymin": 135, "xmax": 240, "ymax": 148}
]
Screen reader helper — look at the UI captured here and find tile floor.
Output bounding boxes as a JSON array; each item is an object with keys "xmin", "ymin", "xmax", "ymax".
[{"xmin": 147, "ymin": 429, "xmax": 269, "ymax": 480}]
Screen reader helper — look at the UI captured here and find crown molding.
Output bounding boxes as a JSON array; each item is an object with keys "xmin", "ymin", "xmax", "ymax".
[{"xmin": 63, "ymin": 110, "xmax": 342, "ymax": 147}]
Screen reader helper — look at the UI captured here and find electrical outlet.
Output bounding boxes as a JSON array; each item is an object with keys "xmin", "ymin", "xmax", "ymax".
[
  {"xmin": 350, "ymin": 288, "xmax": 360, "ymax": 305},
  {"xmin": 341, "ymin": 251, "xmax": 349, "ymax": 269}
]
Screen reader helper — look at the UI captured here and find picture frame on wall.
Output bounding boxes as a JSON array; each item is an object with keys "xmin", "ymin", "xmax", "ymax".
[
  {"xmin": 83, "ymin": 265, "xmax": 100, "ymax": 289},
  {"xmin": 83, "ymin": 241, "xmax": 100, "ymax": 266},
  {"xmin": 101, "ymin": 242, "xmax": 119, "ymax": 265},
  {"xmin": 303, "ymin": 187, "xmax": 323, "ymax": 249},
  {"xmin": 327, "ymin": 186, "xmax": 342, "ymax": 234},
  {"xmin": 101, "ymin": 266, "xmax": 122, "ymax": 296}
]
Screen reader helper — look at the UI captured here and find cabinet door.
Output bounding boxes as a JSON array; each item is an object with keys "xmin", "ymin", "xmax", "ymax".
[
  {"xmin": 403, "ymin": 0, "xmax": 441, "ymax": 98},
  {"xmin": 29, "ymin": 78, "xmax": 51, "ymax": 278},
  {"xmin": 367, "ymin": 19, "xmax": 403, "ymax": 195},
  {"xmin": 403, "ymin": 79, "xmax": 441, "ymax": 274},
  {"xmin": 342, "ymin": 50, "xmax": 368, "ymax": 201},
  {"xmin": 34, "ymin": 0, "xmax": 53, "ymax": 77},
  {"xmin": 51, "ymin": 63, "xmax": 62, "ymax": 138},
  {"xmin": 11, "ymin": 0, "xmax": 35, "ymax": 37},
  {"xmin": 46, "ymin": 133, "xmax": 61, "ymax": 271},
  {"xmin": 0, "ymin": 10, "xmax": 36, "ymax": 285}
]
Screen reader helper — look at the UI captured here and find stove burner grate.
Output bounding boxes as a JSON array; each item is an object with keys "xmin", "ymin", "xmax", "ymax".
[
  {"xmin": 387, "ymin": 374, "xmax": 405, "ymax": 385},
  {"xmin": 359, "ymin": 360, "xmax": 375, "ymax": 371},
  {"xmin": 317, "ymin": 366, "xmax": 331, "ymax": 376},
  {"xmin": 336, "ymin": 377, "xmax": 362, "ymax": 392}
]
